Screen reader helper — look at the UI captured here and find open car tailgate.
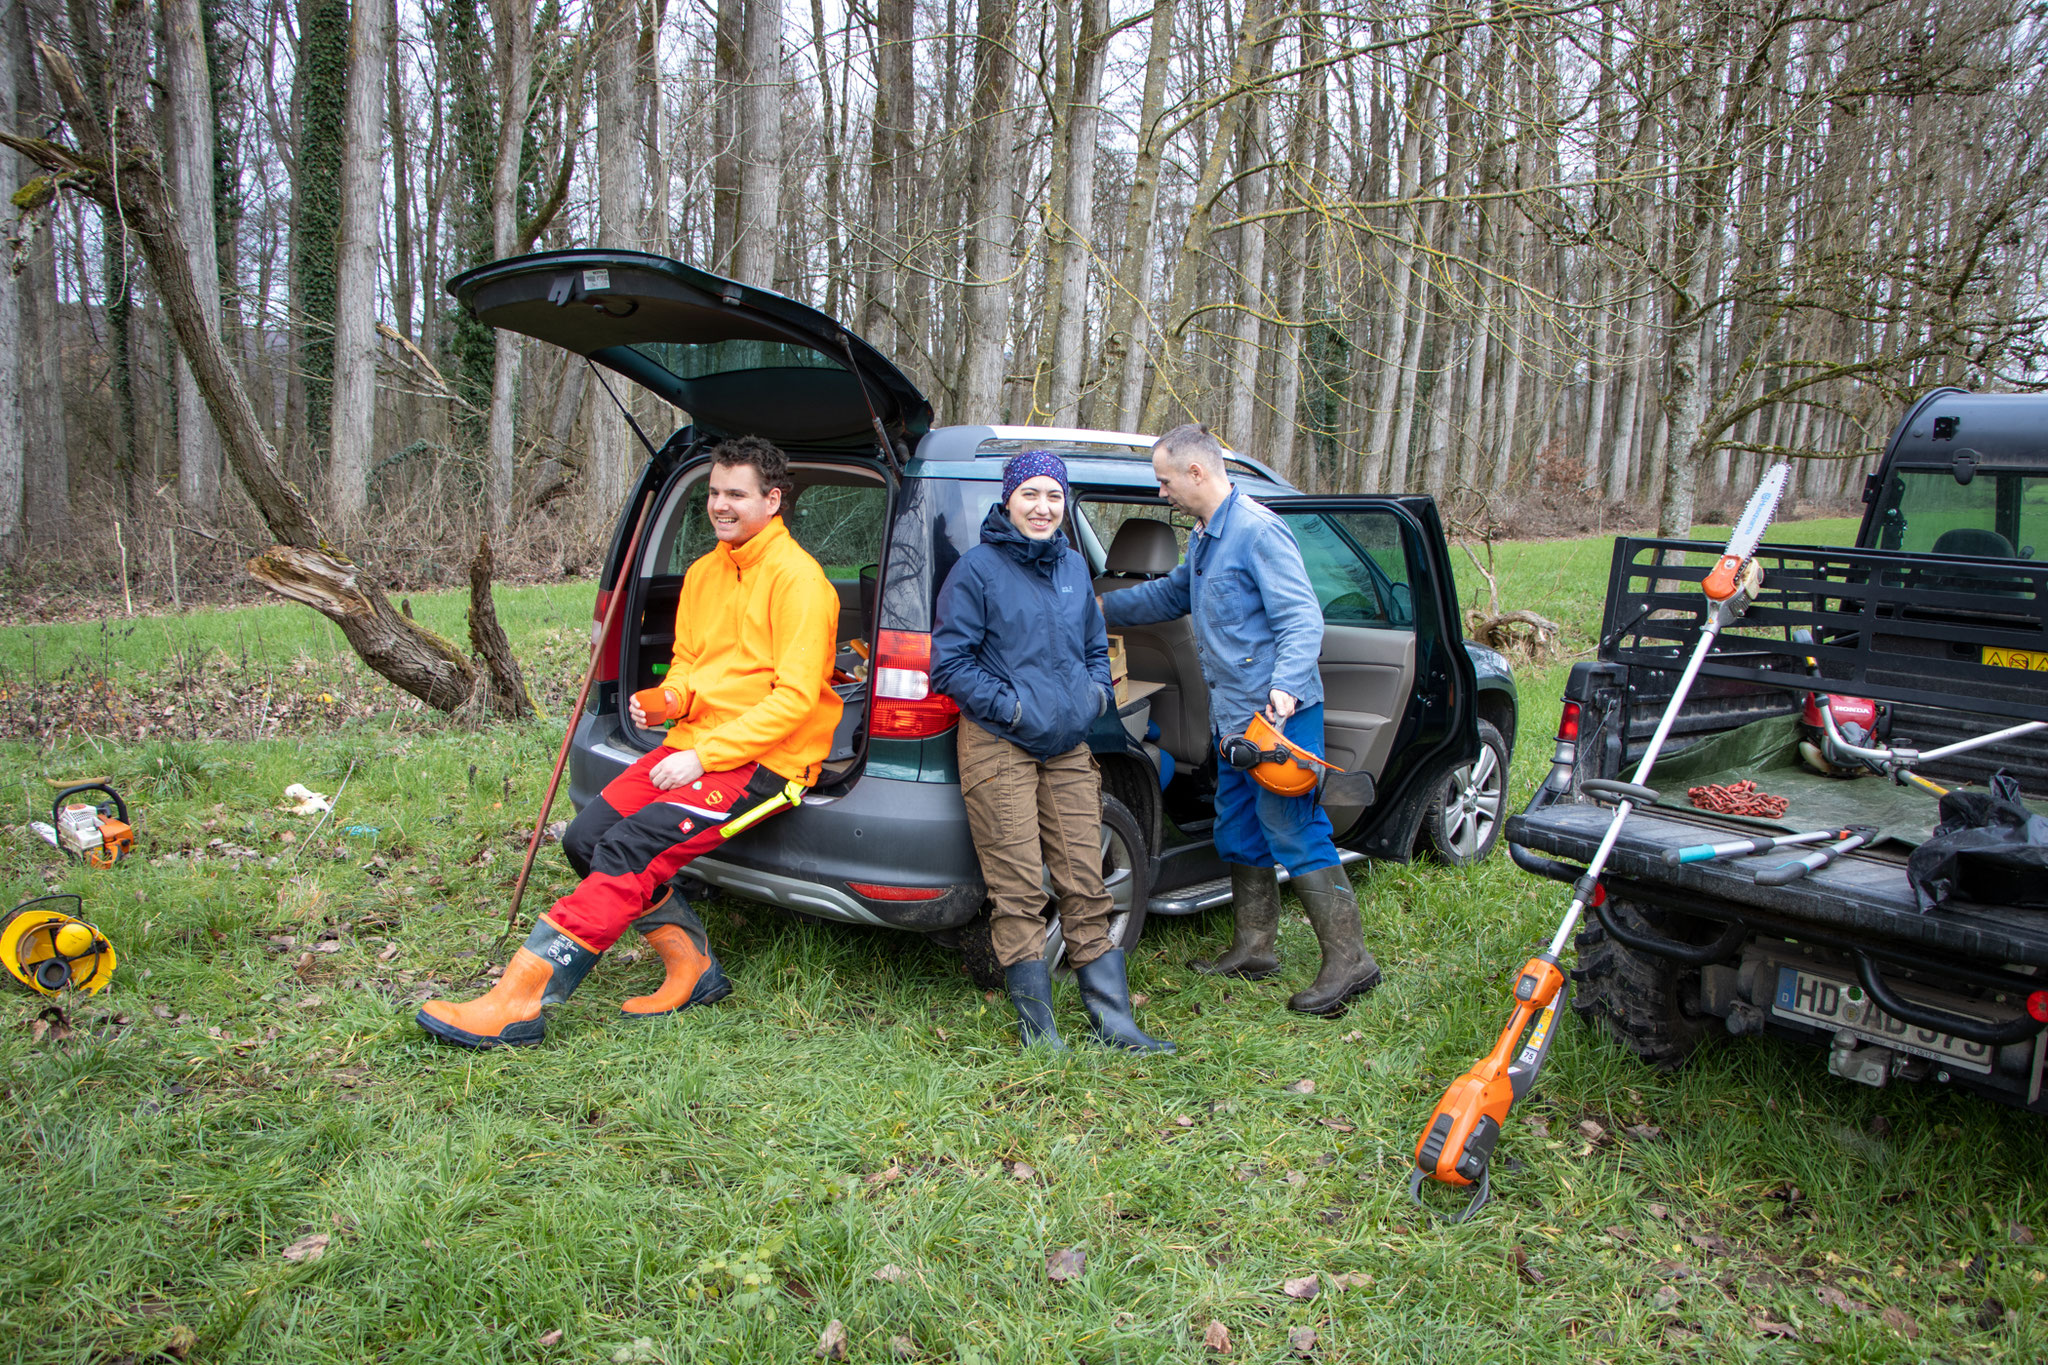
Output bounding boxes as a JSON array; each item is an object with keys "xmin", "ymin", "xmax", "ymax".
[{"xmin": 1507, "ymin": 801, "xmax": 2048, "ymax": 971}]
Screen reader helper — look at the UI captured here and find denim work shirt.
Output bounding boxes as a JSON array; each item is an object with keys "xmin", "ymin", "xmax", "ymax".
[{"xmin": 1100, "ymin": 486, "xmax": 1325, "ymax": 736}]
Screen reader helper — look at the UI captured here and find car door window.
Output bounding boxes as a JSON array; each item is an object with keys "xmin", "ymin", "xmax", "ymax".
[{"xmin": 1277, "ymin": 509, "xmax": 1415, "ymax": 627}]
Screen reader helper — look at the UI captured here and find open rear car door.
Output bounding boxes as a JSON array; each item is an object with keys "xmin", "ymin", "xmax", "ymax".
[{"xmin": 1254, "ymin": 496, "xmax": 1479, "ymax": 850}]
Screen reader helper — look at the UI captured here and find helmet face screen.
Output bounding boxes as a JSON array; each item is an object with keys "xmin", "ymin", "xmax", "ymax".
[{"xmin": 1227, "ymin": 715, "xmax": 1323, "ymax": 797}]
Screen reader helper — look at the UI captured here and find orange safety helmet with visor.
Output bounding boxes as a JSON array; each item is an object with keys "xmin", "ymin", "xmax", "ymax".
[{"xmin": 1217, "ymin": 712, "xmax": 1345, "ymax": 797}]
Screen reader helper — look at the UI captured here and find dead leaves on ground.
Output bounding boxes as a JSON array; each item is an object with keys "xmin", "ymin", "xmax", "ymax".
[
  {"xmin": 279, "ymin": 1232, "xmax": 329, "ymax": 1263},
  {"xmin": 1044, "ymin": 1247, "xmax": 1086, "ymax": 1284}
]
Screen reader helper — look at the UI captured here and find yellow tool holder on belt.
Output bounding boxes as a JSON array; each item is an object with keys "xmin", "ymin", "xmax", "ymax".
[{"xmin": 719, "ymin": 777, "xmax": 808, "ymax": 840}]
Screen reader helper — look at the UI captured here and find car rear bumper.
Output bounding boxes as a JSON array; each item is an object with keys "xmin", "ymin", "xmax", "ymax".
[{"xmin": 569, "ymin": 719, "xmax": 987, "ymax": 931}]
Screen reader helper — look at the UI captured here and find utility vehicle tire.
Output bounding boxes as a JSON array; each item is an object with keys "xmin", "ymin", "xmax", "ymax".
[
  {"xmin": 1421, "ymin": 719, "xmax": 1508, "ymax": 865},
  {"xmin": 957, "ymin": 794, "xmax": 1152, "ymax": 990},
  {"xmin": 1569, "ymin": 896, "xmax": 1715, "ymax": 1070}
]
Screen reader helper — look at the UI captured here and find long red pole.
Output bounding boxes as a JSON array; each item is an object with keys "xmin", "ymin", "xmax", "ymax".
[{"xmin": 500, "ymin": 493, "xmax": 656, "ymax": 941}]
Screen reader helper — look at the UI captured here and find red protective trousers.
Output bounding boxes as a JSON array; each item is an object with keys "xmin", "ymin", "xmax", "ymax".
[{"xmin": 547, "ymin": 747, "xmax": 796, "ymax": 952}]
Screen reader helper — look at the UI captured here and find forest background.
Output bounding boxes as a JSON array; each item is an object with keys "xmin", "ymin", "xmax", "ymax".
[{"xmin": 0, "ymin": 0, "xmax": 2044, "ymax": 605}]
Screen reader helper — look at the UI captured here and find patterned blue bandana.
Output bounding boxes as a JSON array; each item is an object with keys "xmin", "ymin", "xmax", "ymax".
[{"xmin": 1002, "ymin": 450, "xmax": 1072, "ymax": 510}]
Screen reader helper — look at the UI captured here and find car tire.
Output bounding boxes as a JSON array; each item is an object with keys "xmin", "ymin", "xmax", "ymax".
[
  {"xmin": 1421, "ymin": 718, "xmax": 1507, "ymax": 866},
  {"xmin": 1569, "ymin": 896, "xmax": 1715, "ymax": 1070},
  {"xmin": 957, "ymin": 793, "xmax": 1153, "ymax": 990}
]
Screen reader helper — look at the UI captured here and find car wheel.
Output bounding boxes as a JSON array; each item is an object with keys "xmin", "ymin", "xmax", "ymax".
[
  {"xmin": 1421, "ymin": 718, "xmax": 1507, "ymax": 866},
  {"xmin": 957, "ymin": 793, "xmax": 1153, "ymax": 989}
]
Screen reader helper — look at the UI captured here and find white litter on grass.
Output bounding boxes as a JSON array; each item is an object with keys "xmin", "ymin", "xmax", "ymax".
[{"xmin": 283, "ymin": 784, "xmax": 333, "ymax": 816}]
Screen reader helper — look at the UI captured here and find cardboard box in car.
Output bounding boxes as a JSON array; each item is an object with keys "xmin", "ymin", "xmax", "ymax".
[{"xmin": 1107, "ymin": 634, "xmax": 1129, "ymax": 704}]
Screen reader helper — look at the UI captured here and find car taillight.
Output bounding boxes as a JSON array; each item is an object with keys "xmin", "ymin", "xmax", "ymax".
[
  {"xmin": 869, "ymin": 629, "xmax": 959, "ymax": 739},
  {"xmin": 848, "ymin": 881, "xmax": 948, "ymax": 901},
  {"xmin": 1545, "ymin": 700, "xmax": 1581, "ymax": 792},
  {"xmin": 589, "ymin": 586, "xmax": 621, "ymax": 683}
]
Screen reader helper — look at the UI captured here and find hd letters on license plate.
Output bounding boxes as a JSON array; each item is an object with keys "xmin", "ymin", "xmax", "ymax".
[{"xmin": 1773, "ymin": 967, "xmax": 1995, "ymax": 1073}]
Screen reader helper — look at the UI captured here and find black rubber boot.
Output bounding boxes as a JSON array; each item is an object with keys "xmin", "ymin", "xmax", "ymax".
[
  {"xmin": 1074, "ymin": 948, "xmax": 1175, "ymax": 1053},
  {"xmin": 1286, "ymin": 865, "xmax": 1382, "ymax": 1016},
  {"xmin": 1189, "ymin": 863, "xmax": 1281, "ymax": 979},
  {"xmin": 1004, "ymin": 959, "xmax": 1066, "ymax": 1050}
]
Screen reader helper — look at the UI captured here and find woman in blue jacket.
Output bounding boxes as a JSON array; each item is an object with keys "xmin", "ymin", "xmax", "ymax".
[{"xmin": 932, "ymin": 451, "xmax": 1172, "ymax": 1054}]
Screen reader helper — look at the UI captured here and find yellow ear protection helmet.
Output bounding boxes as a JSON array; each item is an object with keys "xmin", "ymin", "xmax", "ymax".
[
  {"xmin": 1, "ymin": 895, "xmax": 118, "ymax": 997},
  {"xmin": 1217, "ymin": 712, "xmax": 1342, "ymax": 798}
]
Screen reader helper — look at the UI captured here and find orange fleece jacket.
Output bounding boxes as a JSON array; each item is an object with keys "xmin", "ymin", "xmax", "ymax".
[{"xmin": 657, "ymin": 516, "xmax": 844, "ymax": 784}]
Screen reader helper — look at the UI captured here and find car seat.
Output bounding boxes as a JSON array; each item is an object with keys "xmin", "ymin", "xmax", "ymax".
[
  {"xmin": 1095, "ymin": 519, "xmax": 1211, "ymax": 766},
  {"xmin": 1930, "ymin": 527, "xmax": 2015, "ymax": 559}
]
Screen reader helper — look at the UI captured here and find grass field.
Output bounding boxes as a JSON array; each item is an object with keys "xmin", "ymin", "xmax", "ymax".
[{"xmin": 3, "ymin": 517, "xmax": 2043, "ymax": 1364}]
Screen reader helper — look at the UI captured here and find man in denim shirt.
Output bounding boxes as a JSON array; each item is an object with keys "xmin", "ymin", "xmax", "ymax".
[{"xmin": 1101, "ymin": 423, "xmax": 1382, "ymax": 1016}]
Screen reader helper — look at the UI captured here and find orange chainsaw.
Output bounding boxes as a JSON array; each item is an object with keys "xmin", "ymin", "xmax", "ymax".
[{"xmin": 42, "ymin": 784, "xmax": 136, "ymax": 869}]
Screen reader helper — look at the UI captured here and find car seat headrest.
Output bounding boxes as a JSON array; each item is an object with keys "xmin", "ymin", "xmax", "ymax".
[
  {"xmin": 1104, "ymin": 518, "xmax": 1179, "ymax": 576},
  {"xmin": 1931, "ymin": 527, "xmax": 2015, "ymax": 559}
]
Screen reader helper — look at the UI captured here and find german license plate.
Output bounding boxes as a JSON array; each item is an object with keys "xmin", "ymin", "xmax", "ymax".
[
  {"xmin": 1772, "ymin": 967, "xmax": 1995, "ymax": 1073},
  {"xmin": 1982, "ymin": 645, "xmax": 2048, "ymax": 671}
]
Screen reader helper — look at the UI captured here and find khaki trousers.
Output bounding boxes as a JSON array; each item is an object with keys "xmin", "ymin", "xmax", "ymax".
[{"xmin": 958, "ymin": 722, "xmax": 1114, "ymax": 969}]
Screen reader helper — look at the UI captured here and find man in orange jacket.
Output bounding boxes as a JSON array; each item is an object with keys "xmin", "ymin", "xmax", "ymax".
[{"xmin": 417, "ymin": 436, "xmax": 844, "ymax": 1048}]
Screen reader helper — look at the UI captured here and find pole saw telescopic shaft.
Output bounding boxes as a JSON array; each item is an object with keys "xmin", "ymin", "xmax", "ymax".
[
  {"xmin": 1410, "ymin": 463, "xmax": 1791, "ymax": 1221},
  {"xmin": 501, "ymin": 492, "xmax": 656, "ymax": 944}
]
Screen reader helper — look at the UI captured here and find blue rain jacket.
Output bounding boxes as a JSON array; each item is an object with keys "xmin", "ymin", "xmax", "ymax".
[
  {"xmin": 932, "ymin": 505, "xmax": 1116, "ymax": 760},
  {"xmin": 1100, "ymin": 486, "xmax": 1325, "ymax": 736}
]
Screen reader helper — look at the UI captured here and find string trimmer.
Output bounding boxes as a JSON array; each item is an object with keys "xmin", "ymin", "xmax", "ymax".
[{"xmin": 1409, "ymin": 462, "xmax": 1791, "ymax": 1222}]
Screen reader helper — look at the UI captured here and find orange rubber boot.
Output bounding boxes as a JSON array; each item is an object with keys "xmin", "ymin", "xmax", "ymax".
[
  {"xmin": 620, "ymin": 924, "xmax": 733, "ymax": 1017},
  {"xmin": 416, "ymin": 918, "xmax": 599, "ymax": 1047}
]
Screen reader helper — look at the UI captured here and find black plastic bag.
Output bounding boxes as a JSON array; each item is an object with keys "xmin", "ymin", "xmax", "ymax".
[{"xmin": 1907, "ymin": 772, "xmax": 2048, "ymax": 912}]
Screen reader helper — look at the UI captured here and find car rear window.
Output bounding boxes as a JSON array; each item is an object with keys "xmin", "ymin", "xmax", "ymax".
[
  {"xmin": 630, "ymin": 338, "xmax": 846, "ymax": 382},
  {"xmin": 974, "ymin": 436, "xmax": 1265, "ymax": 480},
  {"xmin": 660, "ymin": 465, "xmax": 887, "ymax": 581}
]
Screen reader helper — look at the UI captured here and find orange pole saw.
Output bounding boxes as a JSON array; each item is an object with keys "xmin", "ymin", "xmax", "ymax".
[{"xmin": 1410, "ymin": 463, "xmax": 1791, "ymax": 1221}]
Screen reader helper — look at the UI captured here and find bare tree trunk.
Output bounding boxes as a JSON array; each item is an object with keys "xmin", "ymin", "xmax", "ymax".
[
  {"xmin": 861, "ymin": 0, "xmax": 912, "ymax": 352},
  {"xmin": 329, "ymin": 0, "xmax": 390, "ymax": 526},
  {"xmin": 805, "ymin": 0, "xmax": 848, "ymax": 314},
  {"xmin": 1103, "ymin": 0, "xmax": 1173, "ymax": 432},
  {"xmin": 591, "ymin": 0, "xmax": 642, "ymax": 513},
  {"xmin": 1223, "ymin": 72, "xmax": 1269, "ymax": 450},
  {"xmin": 710, "ymin": 0, "xmax": 741, "ymax": 269},
  {"xmin": 485, "ymin": 0, "xmax": 532, "ymax": 527},
  {"xmin": 1363, "ymin": 48, "xmax": 1436, "ymax": 489},
  {"xmin": 956, "ymin": 0, "xmax": 1016, "ymax": 421},
  {"xmin": 15, "ymin": 8, "xmax": 66, "ymax": 547},
  {"xmin": 1606, "ymin": 283, "xmax": 1645, "ymax": 503},
  {"xmin": 730, "ymin": 0, "xmax": 781, "ymax": 285},
  {"xmin": 163, "ymin": 0, "xmax": 222, "ymax": 521},
  {"xmin": 1044, "ymin": 0, "xmax": 1105, "ymax": 424},
  {"xmin": 388, "ymin": 27, "xmax": 413, "ymax": 343},
  {"xmin": 1141, "ymin": 0, "xmax": 1268, "ymax": 433}
]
